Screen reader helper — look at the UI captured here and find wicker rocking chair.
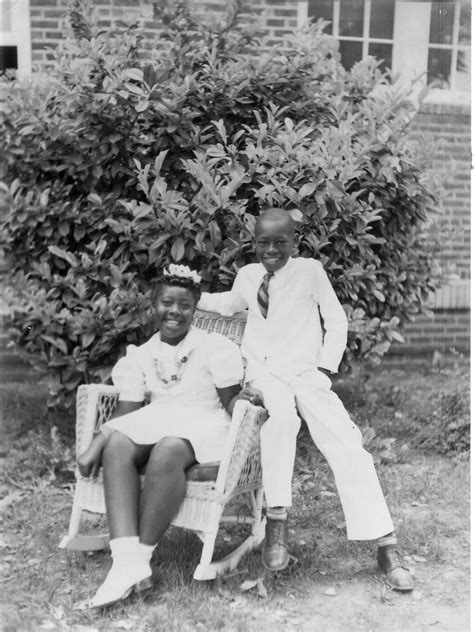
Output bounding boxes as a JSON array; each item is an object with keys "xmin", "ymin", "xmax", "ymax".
[{"xmin": 59, "ymin": 311, "xmax": 268, "ymax": 581}]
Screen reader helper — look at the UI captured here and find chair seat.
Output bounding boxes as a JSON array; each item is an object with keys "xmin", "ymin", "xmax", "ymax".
[{"xmin": 186, "ymin": 462, "xmax": 220, "ymax": 482}]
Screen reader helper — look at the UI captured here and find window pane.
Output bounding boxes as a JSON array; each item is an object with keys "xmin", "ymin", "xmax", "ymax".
[
  {"xmin": 368, "ymin": 42, "xmax": 393, "ymax": 70},
  {"xmin": 308, "ymin": 0, "xmax": 334, "ymax": 33},
  {"xmin": 459, "ymin": 0, "xmax": 471, "ymax": 46},
  {"xmin": 339, "ymin": 40, "xmax": 363, "ymax": 70},
  {"xmin": 339, "ymin": 0, "xmax": 364, "ymax": 38},
  {"xmin": 429, "ymin": 2, "xmax": 455, "ymax": 45},
  {"xmin": 369, "ymin": 0, "xmax": 395, "ymax": 40},
  {"xmin": 427, "ymin": 48, "xmax": 452, "ymax": 89},
  {"xmin": 0, "ymin": 46, "xmax": 17, "ymax": 71},
  {"xmin": 455, "ymin": 48, "xmax": 471, "ymax": 91},
  {"xmin": 1, "ymin": 0, "xmax": 12, "ymax": 32}
]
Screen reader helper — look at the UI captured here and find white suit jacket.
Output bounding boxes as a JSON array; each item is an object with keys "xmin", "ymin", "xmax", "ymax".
[{"xmin": 198, "ymin": 257, "xmax": 348, "ymax": 381}]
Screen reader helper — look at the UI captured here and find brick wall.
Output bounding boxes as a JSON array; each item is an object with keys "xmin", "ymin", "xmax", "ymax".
[
  {"xmin": 29, "ymin": 0, "xmax": 300, "ymax": 67},
  {"xmin": 390, "ymin": 309, "xmax": 470, "ymax": 357},
  {"xmin": 30, "ymin": 0, "xmax": 156, "ymax": 66},
  {"xmin": 410, "ymin": 102, "xmax": 471, "ymax": 280},
  {"xmin": 387, "ymin": 101, "xmax": 471, "ymax": 358}
]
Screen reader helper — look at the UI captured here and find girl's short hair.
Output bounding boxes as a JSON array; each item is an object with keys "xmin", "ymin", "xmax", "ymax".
[{"xmin": 151, "ymin": 274, "xmax": 202, "ymax": 306}]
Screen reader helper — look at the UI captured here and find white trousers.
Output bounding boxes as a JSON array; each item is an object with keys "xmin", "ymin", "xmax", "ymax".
[{"xmin": 250, "ymin": 370, "xmax": 394, "ymax": 540}]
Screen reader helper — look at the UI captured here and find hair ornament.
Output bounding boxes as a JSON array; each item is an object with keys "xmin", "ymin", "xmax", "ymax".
[{"xmin": 163, "ymin": 264, "xmax": 201, "ymax": 285}]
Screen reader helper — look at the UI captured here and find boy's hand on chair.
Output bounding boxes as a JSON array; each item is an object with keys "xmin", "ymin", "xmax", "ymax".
[
  {"xmin": 237, "ymin": 387, "xmax": 264, "ymax": 407},
  {"xmin": 77, "ymin": 433, "xmax": 106, "ymax": 479}
]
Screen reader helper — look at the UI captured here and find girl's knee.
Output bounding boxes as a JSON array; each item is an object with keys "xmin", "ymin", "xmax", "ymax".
[
  {"xmin": 103, "ymin": 431, "xmax": 134, "ymax": 462},
  {"xmin": 148, "ymin": 437, "xmax": 194, "ymax": 471}
]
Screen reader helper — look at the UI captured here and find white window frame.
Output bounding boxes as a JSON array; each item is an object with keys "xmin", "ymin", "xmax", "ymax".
[
  {"xmin": 0, "ymin": 0, "xmax": 32, "ymax": 77},
  {"xmin": 426, "ymin": 1, "xmax": 470, "ymax": 94},
  {"xmin": 298, "ymin": 1, "xmax": 470, "ymax": 106}
]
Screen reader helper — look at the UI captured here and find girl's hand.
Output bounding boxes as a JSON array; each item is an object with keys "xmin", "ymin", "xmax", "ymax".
[
  {"xmin": 77, "ymin": 433, "xmax": 107, "ymax": 479},
  {"xmin": 237, "ymin": 387, "xmax": 264, "ymax": 407}
]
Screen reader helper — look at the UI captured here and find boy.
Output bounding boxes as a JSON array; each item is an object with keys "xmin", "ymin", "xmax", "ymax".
[{"xmin": 198, "ymin": 208, "xmax": 413, "ymax": 591}]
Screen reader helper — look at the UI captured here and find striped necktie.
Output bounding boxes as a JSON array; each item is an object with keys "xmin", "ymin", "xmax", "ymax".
[{"xmin": 257, "ymin": 272, "xmax": 273, "ymax": 319}]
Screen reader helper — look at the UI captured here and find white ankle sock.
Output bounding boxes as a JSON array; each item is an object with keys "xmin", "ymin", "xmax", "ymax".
[
  {"xmin": 110, "ymin": 536, "xmax": 140, "ymax": 560},
  {"xmin": 267, "ymin": 507, "xmax": 288, "ymax": 521},
  {"xmin": 377, "ymin": 533, "xmax": 398, "ymax": 548},
  {"xmin": 138, "ymin": 542, "xmax": 156, "ymax": 565}
]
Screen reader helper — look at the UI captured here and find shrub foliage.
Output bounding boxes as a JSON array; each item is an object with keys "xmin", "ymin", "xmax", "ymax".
[{"xmin": 1, "ymin": 0, "xmax": 442, "ymax": 405}]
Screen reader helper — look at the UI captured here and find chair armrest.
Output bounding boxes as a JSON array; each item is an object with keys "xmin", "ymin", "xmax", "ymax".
[
  {"xmin": 75, "ymin": 384, "xmax": 120, "ymax": 455},
  {"xmin": 215, "ymin": 399, "xmax": 267, "ymax": 496}
]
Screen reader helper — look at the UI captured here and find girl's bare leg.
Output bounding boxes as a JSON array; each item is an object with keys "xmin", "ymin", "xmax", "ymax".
[
  {"xmin": 139, "ymin": 437, "xmax": 196, "ymax": 545},
  {"xmin": 102, "ymin": 431, "xmax": 152, "ymax": 539}
]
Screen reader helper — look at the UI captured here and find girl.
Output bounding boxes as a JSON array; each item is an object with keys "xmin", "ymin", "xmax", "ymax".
[{"xmin": 78, "ymin": 264, "xmax": 260, "ymax": 608}]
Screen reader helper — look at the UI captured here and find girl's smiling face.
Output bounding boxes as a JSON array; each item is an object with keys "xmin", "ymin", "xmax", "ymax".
[{"xmin": 155, "ymin": 285, "xmax": 196, "ymax": 345}]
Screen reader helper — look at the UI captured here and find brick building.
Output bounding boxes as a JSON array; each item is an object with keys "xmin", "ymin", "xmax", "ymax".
[{"xmin": 1, "ymin": 0, "xmax": 471, "ymax": 358}]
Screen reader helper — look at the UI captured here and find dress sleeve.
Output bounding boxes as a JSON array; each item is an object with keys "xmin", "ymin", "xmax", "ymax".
[
  {"xmin": 207, "ymin": 334, "xmax": 244, "ymax": 388},
  {"xmin": 111, "ymin": 345, "xmax": 147, "ymax": 402}
]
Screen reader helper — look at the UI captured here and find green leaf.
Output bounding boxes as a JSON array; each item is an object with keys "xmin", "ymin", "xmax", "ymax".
[
  {"xmin": 135, "ymin": 100, "xmax": 149, "ymax": 112},
  {"xmin": 171, "ymin": 239, "xmax": 185, "ymax": 262},
  {"xmin": 122, "ymin": 68, "xmax": 144, "ymax": 82},
  {"xmin": 39, "ymin": 189, "xmax": 50, "ymax": 207},
  {"xmin": 288, "ymin": 208, "xmax": 303, "ymax": 223},
  {"xmin": 82, "ymin": 332, "xmax": 95, "ymax": 348},
  {"xmin": 298, "ymin": 182, "xmax": 317, "ymax": 200},
  {"xmin": 391, "ymin": 331, "xmax": 405, "ymax": 343},
  {"xmin": 42, "ymin": 335, "xmax": 68, "ymax": 355},
  {"xmin": 58, "ymin": 221, "xmax": 69, "ymax": 237},
  {"xmin": 154, "ymin": 150, "xmax": 169, "ymax": 176},
  {"xmin": 88, "ymin": 193, "xmax": 102, "ymax": 205}
]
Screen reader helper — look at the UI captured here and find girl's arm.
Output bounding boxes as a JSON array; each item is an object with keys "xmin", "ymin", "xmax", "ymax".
[
  {"xmin": 77, "ymin": 400, "xmax": 143, "ymax": 478},
  {"xmin": 217, "ymin": 385, "xmax": 264, "ymax": 416},
  {"xmin": 110, "ymin": 400, "xmax": 143, "ymax": 420}
]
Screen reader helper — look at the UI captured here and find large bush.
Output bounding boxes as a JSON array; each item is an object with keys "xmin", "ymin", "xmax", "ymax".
[{"xmin": 0, "ymin": 0, "xmax": 443, "ymax": 405}]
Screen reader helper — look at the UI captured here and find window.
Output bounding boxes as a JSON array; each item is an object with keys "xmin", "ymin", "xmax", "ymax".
[
  {"xmin": 427, "ymin": 1, "xmax": 470, "ymax": 91},
  {"xmin": 308, "ymin": 0, "xmax": 395, "ymax": 71},
  {"xmin": 304, "ymin": 1, "xmax": 470, "ymax": 100},
  {"xmin": 0, "ymin": 0, "xmax": 31, "ymax": 76}
]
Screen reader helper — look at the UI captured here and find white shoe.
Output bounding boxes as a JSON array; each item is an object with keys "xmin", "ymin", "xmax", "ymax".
[{"xmin": 90, "ymin": 563, "xmax": 153, "ymax": 609}]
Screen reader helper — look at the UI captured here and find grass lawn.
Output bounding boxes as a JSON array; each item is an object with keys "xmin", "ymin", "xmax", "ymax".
[{"xmin": 0, "ymin": 360, "xmax": 470, "ymax": 632}]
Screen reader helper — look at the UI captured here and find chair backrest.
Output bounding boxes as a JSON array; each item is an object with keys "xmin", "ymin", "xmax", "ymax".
[{"xmin": 192, "ymin": 310, "xmax": 247, "ymax": 346}]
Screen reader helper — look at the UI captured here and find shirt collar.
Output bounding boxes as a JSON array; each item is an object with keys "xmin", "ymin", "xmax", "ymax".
[{"xmin": 258, "ymin": 257, "xmax": 294, "ymax": 279}]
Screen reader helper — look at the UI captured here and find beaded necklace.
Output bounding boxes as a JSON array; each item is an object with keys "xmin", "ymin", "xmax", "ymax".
[{"xmin": 152, "ymin": 340, "xmax": 190, "ymax": 388}]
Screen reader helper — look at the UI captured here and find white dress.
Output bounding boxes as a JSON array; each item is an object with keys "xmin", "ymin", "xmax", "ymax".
[{"xmin": 101, "ymin": 327, "xmax": 244, "ymax": 463}]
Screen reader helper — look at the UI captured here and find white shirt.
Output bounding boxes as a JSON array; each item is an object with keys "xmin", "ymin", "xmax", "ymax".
[{"xmin": 198, "ymin": 257, "xmax": 348, "ymax": 380}]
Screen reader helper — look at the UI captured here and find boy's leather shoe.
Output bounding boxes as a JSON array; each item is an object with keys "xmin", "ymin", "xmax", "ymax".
[
  {"xmin": 377, "ymin": 545, "xmax": 414, "ymax": 591},
  {"xmin": 262, "ymin": 517, "xmax": 290, "ymax": 571}
]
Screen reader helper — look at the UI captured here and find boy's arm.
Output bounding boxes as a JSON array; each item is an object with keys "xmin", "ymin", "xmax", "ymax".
[
  {"xmin": 315, "ymin": 263, "xmax": 348, "ymax": 374},
  {"xmin": 198, "ymin": 269, "xmax": 248, "ymax": 316}
]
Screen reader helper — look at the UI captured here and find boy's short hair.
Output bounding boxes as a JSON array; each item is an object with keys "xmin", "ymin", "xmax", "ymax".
[{"xmin": 256, "ymin": 207, "xmax": 296, "ymax": 236}]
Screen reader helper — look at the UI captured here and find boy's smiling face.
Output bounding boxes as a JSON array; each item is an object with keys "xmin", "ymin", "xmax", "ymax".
[{"xmin": 255, "ymin": 217, "xmax": 295, "ymax": 272}]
